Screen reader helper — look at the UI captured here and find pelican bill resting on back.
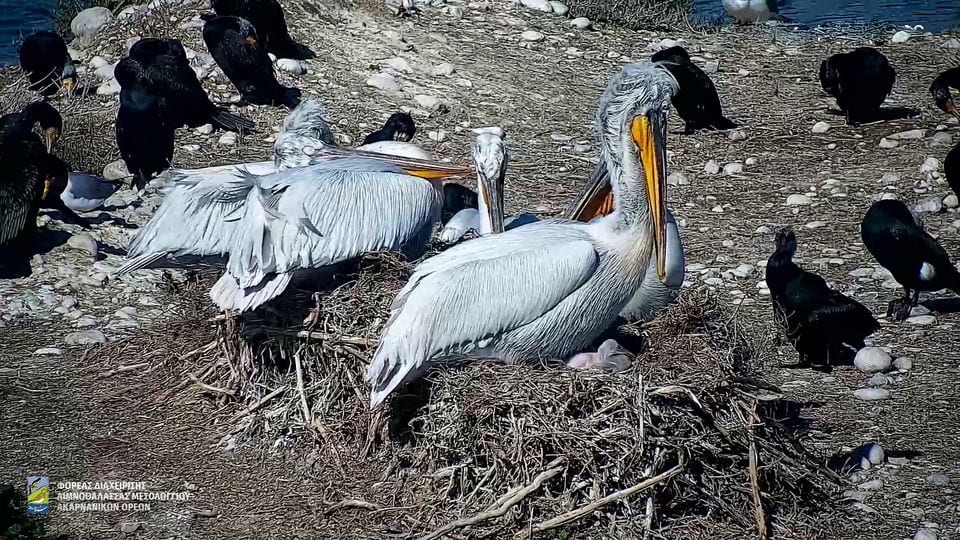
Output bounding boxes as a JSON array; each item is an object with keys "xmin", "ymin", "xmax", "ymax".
[
  {"xmin": 116, "ymin": 99, "xmax": 441, "ymax": 274},
  {"xmin": 366, "ymin": 61, "xmax": 677, "ymax": 406}
]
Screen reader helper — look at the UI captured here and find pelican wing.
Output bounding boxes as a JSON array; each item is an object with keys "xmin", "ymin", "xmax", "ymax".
[
  {"xmin": 117, "ymin": 167, "xmax": 257, "ymax": 274},
  {"xmin": 225, "ymin": 162, "xmax": 439, "ymax": 289},
  {"xmin": 368, "ymin": 222, "xmax": 599, "ymax": 406},
  {"xmin": 438, "ymin": 208, "xmax": 479, "ymax": 244}
]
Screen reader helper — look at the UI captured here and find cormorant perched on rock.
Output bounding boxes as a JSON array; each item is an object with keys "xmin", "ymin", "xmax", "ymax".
[
  {"xmin": 203, "ymin": 0, "xmax": 315, "ymax": 60},
  {"xmin": 930, "ymin": 67, "xmax": 960, "ymax": 121},
  {"xmin": 17, "ymin": 30, "xmax": 77, "ymax": 97},
  {"xmin": 722, "ymin": 0, "xmax": 777, "ymax": 23},
  {"xmin": 362, "ymin": 112, "xmax": 416, "ymax": 145},
  {"xmin": 766, "ymin": 228, "xmax": 878, "ymax": 370},
  {"xmin": 819, "ymin": 47, "xmax": 896, "ymax": 125},
  {"xmin": 202, "ymin": 16, "xmax": 301, "ymax": 109},
  {"xmin": 861, "ymin": 199, "xmax": 960, "ymax": 320},
  {"xmin": 115, "ymin": 80, "xmax": 177, "ymax": 190},
  {"xmin": 0, "ymin": 102, "xmax": 62, "ymax": 152},
  {"xmin": 0, "ymin": 139, "xmax": 68, "ymax": 277},
  {"xmin": 651, "ymin": 46, "xmax": 737, "ymax": 133},
  {"xmin": 946, "ymin": 142, "xmax": 959, "ymax": 199},
  {"xmin": 117, "ymin": 38, "xmax": 255, "ymax": 133}
]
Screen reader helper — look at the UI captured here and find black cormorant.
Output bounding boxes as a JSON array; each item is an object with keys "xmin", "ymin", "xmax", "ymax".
[
  {"xmin": 0, "ymin": 101, "xmax": 63, "ymax": 152},
  {"xmin": 930, "ymin": 67, "xmax": 960, "ymax": 121},
  {"xmin": 765, "ymin": 228, "xmax": 879, "ymax": 370},
  {"xmin": 946, "ymin": 142, "xmax": 959, "ymax": 199},
  {"xmin": 115, "ymin": 81, "xmax": 177, "ymax": 190},
  {"xmin": 861, "ymin": 199, "xmax": 960, "ymax": 320},
  {"xmin": 362, "ymin": 112, "xmax": 416, "ymax": 145},
  {"xmin": 118, "ymin": 38, "xmax": 255, "ymax": 133},
  {"xmin": 204, "ymin": 0, "xmax": 315, "ymax": 60},
  {"xmin": 819, "ymin": 47, "xmax": 896, "ymax": 125},
  {"xmin": 440, "ymin": 182, "xmax": 477, "ymax": 225},
  {"xmin": 202, "ymin": 16, "xmax": 301, "ymax": 109},
  {"xmin": 650, "ymin": 45, "xmax": 737, "ymax": 133},
  {"xmin": 17, "ymin": 30, "xmax": 77, "ymax": 97}
]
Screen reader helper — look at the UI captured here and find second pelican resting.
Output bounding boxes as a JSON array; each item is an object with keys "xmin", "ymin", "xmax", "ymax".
[{"xmin": 367, "ymin": 61, "xmax": 677, "ymax": 406}]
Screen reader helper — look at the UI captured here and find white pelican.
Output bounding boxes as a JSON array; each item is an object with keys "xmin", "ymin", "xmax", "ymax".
[
  {"xmin": 366, "ymin": 62, "xmax": 677, "ymax": 406},
  {"xmin": 438, "ymin": 128, "xmax": 539, "ymax": 243},
  {"xmin": 565, "ymin": 165, "xmax": 685, "ymax": 322},
  {"xmin": 116, "ymin": 99, "xmax": 443, "ymax": 274},
  {"xmin": 722, "ymin": 0, "xmax": 778, "ymax": 23}
]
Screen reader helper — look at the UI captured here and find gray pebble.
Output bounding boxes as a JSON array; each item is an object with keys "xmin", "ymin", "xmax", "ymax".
[
  {"xmin": 926, "ymin": 473, "xmax": 951, "ymax": 487},
  {"xmin": 913, "ymin": 529, "xmax": 938, "ymax": 540},
  {"xmin": 81, "ymin": 273, "xmax": 108, "ymax": 287},
  {"xmin": 33, "ymin": 347, "xmax": 63, "ymax": 356},
  {"xmin": 67, "ymin": 233, "xmax": 99, "ymax": 258},
  {"xmin": 64, "ymin": 329, "xmax": 106, "ymax": 346},
  {"xmin": 854, "ymin": 388, "xmax": 890, "ymax": 401},
  {"xmin": 893, "ymin": 357, "xmax": 913, "ymax": 371},
  {"xmin": 866, "ymin": 373, "xmax": 891, "ymax": 387}
]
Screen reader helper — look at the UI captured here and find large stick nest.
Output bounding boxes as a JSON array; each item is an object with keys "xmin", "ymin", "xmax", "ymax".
[{"xmin": 192, "ymin": 256, "xmax": 843, "ymax": 538}]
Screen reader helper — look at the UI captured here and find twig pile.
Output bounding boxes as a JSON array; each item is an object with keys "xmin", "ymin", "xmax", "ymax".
[{"xmin": 565, "ymin": 0, "xmax": 694, "ymax": 30}]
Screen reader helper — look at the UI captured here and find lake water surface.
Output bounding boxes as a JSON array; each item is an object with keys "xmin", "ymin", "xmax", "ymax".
[{"xmin": 1, "ymin": 0, "xmax": 958, "ymax": 65}]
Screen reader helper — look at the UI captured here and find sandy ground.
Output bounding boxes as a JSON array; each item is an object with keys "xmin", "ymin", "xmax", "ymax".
[{"xmin": 2, "ymin": 0, "xmax": 960, "ymax": 538}]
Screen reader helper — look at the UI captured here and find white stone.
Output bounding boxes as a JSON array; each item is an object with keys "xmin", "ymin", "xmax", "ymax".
[
  {"xmin": 64, "ymin": 329, "xmax": 107, "ymax": 346},
  {"xmin": 569, "ymin": 17, "xmax": 592, "ymax": 29},
  {"xmin": 549, "ymin": 1, "xmax": 568, "ymax": 15},
  {"xmin": 71, "ymin": 7, "xmax": 113, "ymax": 45},
  {"xmin": 944, "ymin": 194, "xmax": 958, "ymax": 208},
  {"xmin": 67, "ymin": 234, "xmax": 99, "ymax": 258},
  {"xmin": 94, "ymin": 63, "xmax": 115, "ymax": 81},
  {"xmin": 943, "ymin": 38, "xmax": 960, "ymax": 49},
  {"xmin": 745, "ymin": 157, "xmax": 757, "ymax": 165},
  {"xmin": 366, "ymin": 72, "xmax": 401, "ymax": 93},
  {"xmin": 931, "ymin": 132, "xmax": 953, "ymax": 145},
  {"xmin": 96, "ymin": 79, "xmax": 120, "ymax": 95},
  {"xmin": 786, "ymin": 194, "xmax": 811, "ymax": 206},
  {"xmin": 196, "ymin": 124, "xmax": 214, "ymax": 135},
  {"xmin": 117, "ymin": 5, "xmax": 141, "ymax": 19},
  {"xmin": 521, "ymin": 30, "xmax": 545, "ymax": 42},
  {"xmin": 722, "ymin": 162, "xmax": 742, "ymax": 175},
  {"xmin": 103, "ymin": 159, "xmax": 131, "ymax": 181},
  {"xmin": 811, "ymin": 121, "xmax": 831, "ymax": 134},
  {"xmin": 893, "ymin": 357, "xmax": 913, "ymax": 371},
  {"xmin": 431, "ymin": 62, "xmax": 455, "ymax": 77},
  {"xmin": 385, "ymin": 57, "xmax": 412, "ymax": 73},
  {"xmin": 891, "ymin": 30, "xmax": 911, "ymax": 43},
  {"xmin": 666, "ymin": 172, "xmax": 688, "ymax": 186},
  {"xmin": 920, "ymin": 157, "xmax": 940, "ymax": 173},
  {"xmin": 428, "ymin": 129, "xmax": 447, "ymax": 142},
  {"xmin": 906, "ymin": 314, "xmax": 936, "ymax": 325},
  {"xmin": 854, "ymin": 388, "xmax": 890, "ymax": 401},
  {"xmin": 276, "ymin": 58, "xmax": 306, "ymax": 75},
  {"xmin": 880, "ymin": 172, "xmax": 900, "ymax": 185},
  {"xmin": 728, "ymin": 129, "xmax": 747, "ymax": 141},
  {"xmin": 704, "ymin": 160, "xmax": 720, "ymax": 175},
  {"xmin": 34, "ymin": 347, "xmax": 63, "ymax": 356},
  {"xmin": 913, "ymin": 529, "xmax": 938, "ymax": 540},
  {"xmin": 88, "ymin": 55, "xmax": 108, "ymax": 69},
  {"xmin": 914, "ymin": 198, "xmax": 942, "ymax": 214},
  {"xmin": 890, "ymin": 129, "xmax": 926, "ymax": 140},
  {"xmin": 218, "ymin": 132, "xmax": 238, "ymax": 145},
  {"xmin": 414, "ymin": 94, "xmax": 445, "ymax": 111},
  {"xmin": 520, "ymin": 0, "xmax": 553, "ymax": 12},
  {"xmin": 854, "ymin": 347, "xmax": 891, "ymax": 374},
  {"xmin": 755, "ymin": 225, "xmax": 771, "ymax": 234},
  {"xmin": 878, "ymin": 138, "xmax": 899, "ymax": 149}
]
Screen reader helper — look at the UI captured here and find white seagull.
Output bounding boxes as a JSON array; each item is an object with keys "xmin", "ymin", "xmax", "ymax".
[{"xmin": 366, "ymin": 61, "xmax": 677, "ymax": 406}]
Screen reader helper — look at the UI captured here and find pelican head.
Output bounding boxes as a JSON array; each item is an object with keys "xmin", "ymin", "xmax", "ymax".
[
  {"xmin": 596, "ymin": 62, "xmax": 677, "ymax": 279},
  {"xmin": 274, "ymin": 99, "xmax": 336, "ymax": 169},
  {"xmin": 472, "ymin": 130, "xmax": 508, "ymax": 235}
]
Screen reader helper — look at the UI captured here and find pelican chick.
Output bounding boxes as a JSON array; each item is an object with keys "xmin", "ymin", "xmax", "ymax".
[
  {"xmin": 567, "ymin": 339, "xmax": 631, "ymax": 372},
  {"xmin": 59, "ymin": 173, "xmax": 123, "ymax": 213},
  {"xmin": 367, "ymin": 61, "xmax": 676, "ymax": 406}
]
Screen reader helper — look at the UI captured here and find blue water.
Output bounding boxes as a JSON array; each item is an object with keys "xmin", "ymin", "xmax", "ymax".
[
  {"xmin": 0, "ymin": 0, "xmax": 58, "ymax": 65},
  {"xmin": 0, "ymin": 0, "xmax": 959, "ymax": 65},
  {"xmin": 693, "ymin": 0, "xmax": 960, "ymax": 32}
]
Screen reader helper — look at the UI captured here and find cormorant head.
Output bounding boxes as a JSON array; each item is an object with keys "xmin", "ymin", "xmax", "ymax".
[
  {"xmin": 24, "ymin": 102, "xmax": 63, "ymax": 152},
  {"xmin": 818, "ymin": 58, "xmax": 839, "ymax": 95},
  {"xmin": 383, "ymin": 112, "xmax": 416, "ymax": 142},
  {"xmin": 650, "ymin": 45, "xmax": 690, "ymax": 65},
  {"xmin": 236, "ymin": 17, "xmax": 258, "ymax": 46},
  {"xmin": 930, "ymin": 81, "xmax": 959, "ymax": 120},
  {"xmin": 441, "ymin": 183, "xmax": 478, "ymax": 224},
  {"xmin": 774, "ymin": 228, "xmax": 797, "ymax": 259},
  {"xmin": 40, "ymin": 153, "xmax": 69, "ymax": 203}
]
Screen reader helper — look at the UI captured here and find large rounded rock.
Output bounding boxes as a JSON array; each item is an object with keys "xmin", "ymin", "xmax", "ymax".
[
  {"xmin": 71, "ymin": 7, "xmax": 113, "ymax": 46},
  {"xmin": 854, "ymin": 347, "xmax": 892, "ymax": 374}
]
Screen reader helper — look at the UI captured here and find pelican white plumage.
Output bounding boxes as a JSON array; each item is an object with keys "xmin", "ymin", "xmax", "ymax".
[
  {"xmin": 722, "ymin": 0, "xmax": 778, "ymax": 23},
  {"xmin": 565, "ymin": 165, "xmax": 685, "ymax": 322},
  {"xmin": 438, "ymin": 128, "xmax": 539, "ymax": 243},
  {"xmin": 116, "ymin": 99, "xmax": 441, "ymax": 274},
  {"xmin": 367, "ymin": 62, "xmax": 677, "ymax": 406}
]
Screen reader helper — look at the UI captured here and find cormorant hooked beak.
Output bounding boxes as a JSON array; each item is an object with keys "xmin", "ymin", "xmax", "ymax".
[
  {"xmin": 245, "ymin": 35, "xmax": 257, "ymax": 46},
  {"xmin": 43, "ymin": 127, "xmax": 61, "ymax": 153},
  {"xmin": 41, "ymin": 177, "xmax": 55, "ymax": 201},
  {"xmin": 61, "ymin": 77, "xmax": 75, "ymax": 98},
  {"xmin": 630, "ymin": 112, "xmax": 668, "ymax": 280}
]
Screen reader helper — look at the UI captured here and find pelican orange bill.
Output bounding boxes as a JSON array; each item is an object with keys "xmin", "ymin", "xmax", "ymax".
[{"xmin": 630, "ymin": 115, "xmax": 667, "ymax": 280}]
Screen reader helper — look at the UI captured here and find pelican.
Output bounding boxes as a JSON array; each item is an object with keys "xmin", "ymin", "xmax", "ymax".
[
  {"xmin": 116, "ymin": 99, "xmax": 442, "ymax": 274},
  {"xmin": 565, "ymin": 165, "xmax": 685, "ymax": 322},
  {"xmin": 438, "ymin": 127, "xmax": 539, "ymax": 243},
  {"xmin": 366, "ymin": 62, "xmax": 676, "ymax": 406}
]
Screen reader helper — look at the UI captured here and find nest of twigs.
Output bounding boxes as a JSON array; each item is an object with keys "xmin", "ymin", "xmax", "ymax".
[
  {"xmin": 201, "ymin": 269, "xmax": 842, "ymax": 537},
  {"xmin": 564, "ymin": 0, "xmax": 694, "ymax": 31}
]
